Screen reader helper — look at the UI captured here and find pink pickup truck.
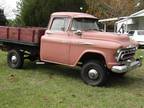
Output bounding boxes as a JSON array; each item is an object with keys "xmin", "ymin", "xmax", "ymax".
[{"xmin": 0, "ymin": 12, "xmax": 142, "ymax": 86}]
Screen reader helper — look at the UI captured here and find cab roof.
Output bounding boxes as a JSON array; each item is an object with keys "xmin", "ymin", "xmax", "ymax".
[{"xmin": 52, "ymin": 12, "xmax": 98, "ymax": 19}]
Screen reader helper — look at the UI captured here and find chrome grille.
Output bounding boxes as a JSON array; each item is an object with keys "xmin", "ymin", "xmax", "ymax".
[{"xmin": 116, "ymin": 47, "xmax": 136, "ymax": 62}]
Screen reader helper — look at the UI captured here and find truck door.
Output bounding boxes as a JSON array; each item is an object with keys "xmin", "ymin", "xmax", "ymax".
[{"xmin": 40, "ymin": 17, "xmax": 70, "ymax": 65}]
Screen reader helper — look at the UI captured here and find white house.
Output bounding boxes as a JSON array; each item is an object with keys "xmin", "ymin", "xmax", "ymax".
[{"xmin": 115, "ymin": 9, "xmax": 144, "ymax": 34}]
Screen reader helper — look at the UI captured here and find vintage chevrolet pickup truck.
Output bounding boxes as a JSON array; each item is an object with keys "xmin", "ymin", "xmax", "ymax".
[{"xmin": 0, "ymin": 12, "xmax": 142, "ymax": 86}]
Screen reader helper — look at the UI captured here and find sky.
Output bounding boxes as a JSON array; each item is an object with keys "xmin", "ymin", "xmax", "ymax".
[
  {"xmin": 0, "ymin": 0, "xmax": 142, "ymax": 19},
  {"xmin": 0, "ymin": 0, "xmax": 19, "ymax": 19}
]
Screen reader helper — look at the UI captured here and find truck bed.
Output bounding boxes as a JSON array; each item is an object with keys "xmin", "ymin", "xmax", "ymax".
[{"xmin": 0, "ymin": 26, "xmax": 46, "ymax": 46}]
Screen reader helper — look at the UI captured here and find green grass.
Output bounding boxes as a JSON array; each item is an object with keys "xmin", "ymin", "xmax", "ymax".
[{"xmin": 0, "ymin": 50, "xmax": 144, "ymax": 108}]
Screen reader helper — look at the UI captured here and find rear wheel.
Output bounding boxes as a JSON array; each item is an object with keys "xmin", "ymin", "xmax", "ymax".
[
  {"xmin": 81, "ymin": 61, "xmax": 108, "ymax": 86},
  {"xmin": 7, "ymin": 50, "xmax": 24, "ymax": 69}
]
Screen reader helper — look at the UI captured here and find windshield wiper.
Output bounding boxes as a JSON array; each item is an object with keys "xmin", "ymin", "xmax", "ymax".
[{"xmin": 84, "ymin": 28, "xmax": 100, "ymax": 31}]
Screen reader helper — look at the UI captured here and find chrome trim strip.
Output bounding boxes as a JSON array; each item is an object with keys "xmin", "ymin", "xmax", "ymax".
[{"xmin": 79, "ymin": 42, "xmax": 94, "ymax": 45}]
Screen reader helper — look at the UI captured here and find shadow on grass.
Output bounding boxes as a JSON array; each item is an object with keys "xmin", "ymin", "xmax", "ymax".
[
  {"xmin": 22, "ymin": 61, "xmax": 81, "ymax": 81},
  {"xmin": 21, "ymin": 61, "xmax": 144, "ymax": 88},
  {"xmin": 106, "ymin": 75, "xmax": 144, "ymax": 88}
]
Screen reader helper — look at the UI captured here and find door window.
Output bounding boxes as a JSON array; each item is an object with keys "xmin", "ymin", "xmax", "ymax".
[
  {"xmin": 138, "ymin": 31, "xmax": 144, "ymax": 35},
  {"xmin": 128, "ymin": 31, "xmax": 134, "ymax": 36},
  {"xmin": 50, "ymin": 18, "xmax": 69, "ymax": 31}
]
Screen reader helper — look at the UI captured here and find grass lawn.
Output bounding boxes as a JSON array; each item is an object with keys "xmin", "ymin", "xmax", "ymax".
[{"xmin": 0, "ymin": 50, "xmax": 144, "ymax": 108}]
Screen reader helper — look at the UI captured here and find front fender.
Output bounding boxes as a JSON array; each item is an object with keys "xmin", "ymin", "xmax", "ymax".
[{"xmin": 70, "ymin": 50, "xmax": 107, "ymax": 67}]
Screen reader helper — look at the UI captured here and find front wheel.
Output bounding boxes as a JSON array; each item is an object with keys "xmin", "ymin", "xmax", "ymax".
[
  {"xmin": 7, "ymin": 50, "xmax": 24, "ymax": 69},
  {"xmin": 81, "ymin": 61, "xmax": 108, "ymax": 86}
]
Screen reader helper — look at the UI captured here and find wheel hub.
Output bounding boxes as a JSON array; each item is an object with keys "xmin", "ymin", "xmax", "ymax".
[
  {"xmin": 11, "ymin": 55, "xmax": 17, "ymax": 64},
  {"xmin": 88, "ymin": 69, "xmax": 99, "ymax": 80}
]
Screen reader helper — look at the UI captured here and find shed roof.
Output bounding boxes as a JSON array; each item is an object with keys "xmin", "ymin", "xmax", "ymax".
[
  {"xmin": 116, "ymin": 9, "xmax": 144, "ymax": 24},
  {"xmin": 130, "ymin": 9, "xmax": 144, "ymax": 17}
]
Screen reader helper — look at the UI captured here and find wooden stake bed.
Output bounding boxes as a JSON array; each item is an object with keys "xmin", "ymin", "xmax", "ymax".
[{"xmin": 0, "ymin": 26, "xmax": 46, "ymax": 46}]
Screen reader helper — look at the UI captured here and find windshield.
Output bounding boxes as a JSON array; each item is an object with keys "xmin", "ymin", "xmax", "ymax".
[
  {"xmin": 138, "ymin": 31, "xmax": 144, "ymax": 35},
  {"xmin": 71, "ymin": 18, "xmax": 99, "ymax": 31},
  {"xmin": 128, "ymin": 31, "xmax": 134, "ymax": 36}
]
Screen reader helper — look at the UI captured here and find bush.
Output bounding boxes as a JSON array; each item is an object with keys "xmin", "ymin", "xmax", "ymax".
[{"xmin": 0, "ymin": 9, "xmax": 7, "ymax": 26}]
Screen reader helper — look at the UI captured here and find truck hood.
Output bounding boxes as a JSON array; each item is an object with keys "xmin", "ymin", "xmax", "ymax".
[
  {"xmin": 82, "ymin": 31, "xmax": 129, "ymax": 42},
  {"xmin": 82, "ymin": 31, "xmax": 137, "ymax": 48}
]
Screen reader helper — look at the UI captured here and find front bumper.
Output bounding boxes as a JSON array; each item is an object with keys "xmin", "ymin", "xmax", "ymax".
[{"xmin": 111, "ymin": 57, "xmax": 142, "ymax": 73}]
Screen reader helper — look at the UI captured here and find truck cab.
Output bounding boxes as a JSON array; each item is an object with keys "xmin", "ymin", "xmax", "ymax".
[{"xmin": 40, "ymin": 12, "xmax": 142, "ymax": 86}]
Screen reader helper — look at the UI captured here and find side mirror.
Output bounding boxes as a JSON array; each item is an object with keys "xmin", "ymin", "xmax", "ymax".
[
  {"xmin": 45, "ymin": 30, "xmax": 53, "ymax": 34},
  {"xmin": 75, "ymin": 30, "xmax": 82, "ymax": 36}
]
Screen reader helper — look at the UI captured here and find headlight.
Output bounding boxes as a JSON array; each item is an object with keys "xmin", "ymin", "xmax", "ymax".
[
  {"xmin": 115, "ymin": 48, "xmax": 122, "ymax": 62},
  {"xmin": 116, "ymin": 49, "xmax": 121, "ymax": 54}
]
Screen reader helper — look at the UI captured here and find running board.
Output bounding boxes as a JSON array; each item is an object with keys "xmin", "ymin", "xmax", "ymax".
[{"xmin": 36, "ymin": 61, "xmax": 45, "ymax": 65}]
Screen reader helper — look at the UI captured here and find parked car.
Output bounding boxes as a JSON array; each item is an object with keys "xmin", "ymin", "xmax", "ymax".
[
  {"xmin": 128, "ymin": 30, "xmax": 144, "ymax": 48},
  {"xmin": 0, "ymin": 12, "xmax": 142, "ymax": 86}
]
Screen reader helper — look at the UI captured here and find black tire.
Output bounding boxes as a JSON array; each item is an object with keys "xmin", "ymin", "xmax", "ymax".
[
  {"xmin": 81, "ymin": 61, "xmax": 108, "ymax": 86},
  {"xmin": 7, "ymin": 50, "xmax": 24, "ymax": 69}
]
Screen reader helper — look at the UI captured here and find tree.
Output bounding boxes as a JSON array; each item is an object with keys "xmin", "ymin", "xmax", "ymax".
[
  {"xmin": 0, "ymin": 9, "xmax": 7, "ymax": 25},
  {"xmin": 86, "ymin": 0, "xmax": 135, "ymax": 19},
  {"xmin": 134, "ymin": 0, "xmax": 144, "ymax": 12},
  {"xmin": 86, "ymin": 0, "xmax": 137, "ymax": 32},
  {"xmin": 86, "ymin": 0, "xmax": 110, "ymax": 18},
  {"xmin": 16, "ymin": 0, "xmax": 87, "ymax": 27}
]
